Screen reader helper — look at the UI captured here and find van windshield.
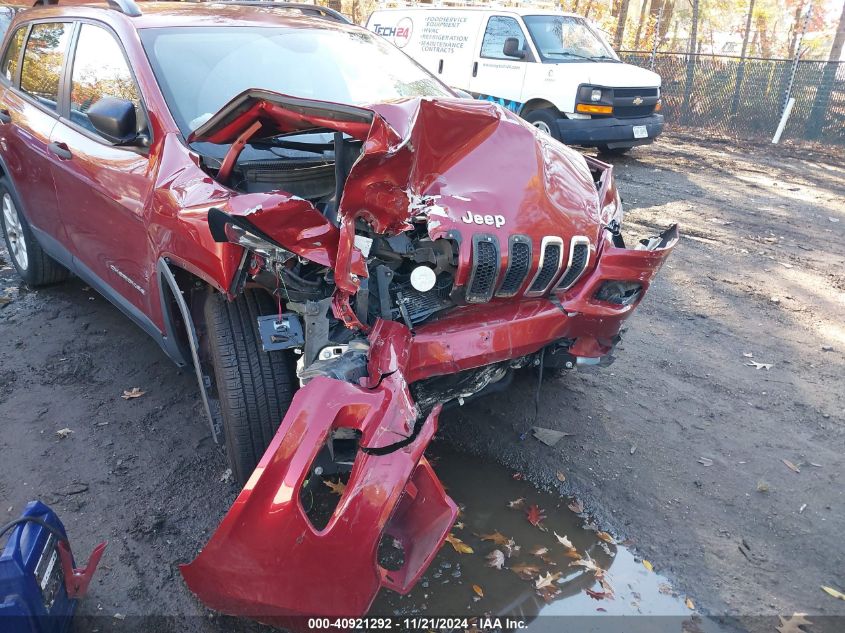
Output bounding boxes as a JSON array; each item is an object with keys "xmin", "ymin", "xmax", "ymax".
[
  {"xmin": 140, "ymin": 25, "xmax": 452, "ymax": 135},
  {"xmin": 523, "ymin": 15, "xmax": 618, "ymax": 63}
]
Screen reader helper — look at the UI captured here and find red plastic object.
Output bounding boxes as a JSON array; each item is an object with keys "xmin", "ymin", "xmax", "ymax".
[
  {"xmin": 180, "ymin": 372, "xmax": 456, "ymax": 620},
  {"xmin": 56, "ymin": 540, "xmax": 107, "ymax": 599}
]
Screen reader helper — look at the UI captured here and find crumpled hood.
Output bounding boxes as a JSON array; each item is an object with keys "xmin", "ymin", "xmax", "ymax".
[{"xmin": 191, "ymin": 90, "xmax": 605, "ymax": 248}]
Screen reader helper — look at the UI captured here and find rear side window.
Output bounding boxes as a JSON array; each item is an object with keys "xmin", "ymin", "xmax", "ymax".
[
  {"xmin": 1, "ymin": 26, "xmax": 25, "ymax": 83},
  {"xmin": 69, "ymin": 24, "xmax": 142, "ymax": 136},
  {"xmin": 480, "ymin": 16, "xmax": 526, "ymax": 60},
  {"xmin": 20, "ymin": 22, "xmax": 73, "ymax": 111}
]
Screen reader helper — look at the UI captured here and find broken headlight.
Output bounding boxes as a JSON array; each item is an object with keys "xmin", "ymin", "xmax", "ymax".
[{"xmin": 208, "ymin": 207, "xmax": 294, "ymax": 262}]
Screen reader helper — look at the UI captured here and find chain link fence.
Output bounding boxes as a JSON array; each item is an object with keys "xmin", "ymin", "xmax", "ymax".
[{"xmin": 619, "ymin": 51, "xmax": 845, "ymax": 145}]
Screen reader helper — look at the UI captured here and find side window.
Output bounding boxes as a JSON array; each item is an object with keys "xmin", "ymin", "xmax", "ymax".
[
  {"xmin": 480, "ymin": 16, "xmax": 526, "ymax": 60},
  {"xmin": 1, "ymin": 25, "xmax": 25, "ymax": 84},
  {"xmin": 70, "ymin": 24, "xmax": 143, "ymax": 137},
  {"xmin": 20, "ymin": 22, "xmax": 72, "ymax": 111}
]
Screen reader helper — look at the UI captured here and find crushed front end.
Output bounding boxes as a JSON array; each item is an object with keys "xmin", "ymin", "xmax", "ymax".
[{"xmin": 179, "ymin": 92, "xmax": 678, "ymax": 621}]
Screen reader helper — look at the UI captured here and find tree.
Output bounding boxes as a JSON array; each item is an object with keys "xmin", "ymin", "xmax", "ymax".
[
  {"xmin": 680, "ymin": 0, "xmax": 700, "ymax": 123},
  {"xmin": 730, "ymin": 0, "xmax": 756, "ymax": 115},
  {"xmin": 614, "ymin": 0, "xmax": 632, "ymax": 48},
  {"xmin": 807, "ymin": 0, "xmax": 845, "ymax": 138}
]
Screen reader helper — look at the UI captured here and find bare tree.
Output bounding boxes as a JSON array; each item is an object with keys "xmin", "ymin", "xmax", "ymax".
[
  {"xmin": 807, "ymin": 0, "xmax": 845, "ymax": 137},
  {"xmin": 614, "ymin": 0, "xmax": 631, "ymax": 49}
]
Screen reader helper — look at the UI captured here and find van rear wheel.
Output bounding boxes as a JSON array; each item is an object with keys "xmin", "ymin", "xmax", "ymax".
[{"xmin": 525, "ymin": 109, "xmax": 562, "ymax": 141}]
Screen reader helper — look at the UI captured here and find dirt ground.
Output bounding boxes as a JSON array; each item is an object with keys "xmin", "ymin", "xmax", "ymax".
[{"xmin": 1, "ymin": 132, "xmax": 843, "ymax": 633}]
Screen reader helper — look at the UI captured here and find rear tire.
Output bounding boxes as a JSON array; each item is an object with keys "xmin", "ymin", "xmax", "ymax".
[
  {"xmin": 204, "ymin": 289, "xmax": 297, "ymax": 485},
  {"xmin": 0, "ymin": 179, "xmax": 68, "ymax": 286},
  {"xmin": 597, "ymin": 145, "xmax": 632, "ymax": 156},
  {"xmin": 524, "ymin": 108, "xmax": 562, "ymax": 141}
]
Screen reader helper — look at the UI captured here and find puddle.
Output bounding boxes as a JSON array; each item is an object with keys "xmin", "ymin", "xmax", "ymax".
[{"xmin": 371, "ymin": 447, "xmax": 726, "ymax": 632}]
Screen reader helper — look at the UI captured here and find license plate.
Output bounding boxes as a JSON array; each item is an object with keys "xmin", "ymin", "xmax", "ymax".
[{"xmin": 633, "ymin": 125, "xmax": 648, "ymax": 139}]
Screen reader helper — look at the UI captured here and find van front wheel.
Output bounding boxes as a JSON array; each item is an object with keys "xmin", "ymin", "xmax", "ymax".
[{"xmin": 524, "ymin": 109, "xmax": 561, "ymax": 141}]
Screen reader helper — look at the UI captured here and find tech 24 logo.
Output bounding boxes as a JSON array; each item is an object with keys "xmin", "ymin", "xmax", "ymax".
[{"xmin": 372, "ymin": 17, "xmax": 413, "ymax": 48}]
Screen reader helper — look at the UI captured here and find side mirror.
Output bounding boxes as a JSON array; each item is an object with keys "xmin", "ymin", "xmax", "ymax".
[
  {"xmin": 503, "ymin": 37, "xmax": 525, "ymax": 59},
  {"xmin": 87, "ymin": 96, "xmax": 138, "ymax": 145}
]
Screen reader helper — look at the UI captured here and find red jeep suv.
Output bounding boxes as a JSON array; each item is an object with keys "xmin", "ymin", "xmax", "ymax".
[{"xmin": 0, "ymin": 0, "xmax": 677, "ymax": 621}]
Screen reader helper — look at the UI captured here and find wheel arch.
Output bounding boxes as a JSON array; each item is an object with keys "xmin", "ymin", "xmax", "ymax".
[{"xmin": 519, "ymin": 99, "xmax": 563, "ymax": 117}]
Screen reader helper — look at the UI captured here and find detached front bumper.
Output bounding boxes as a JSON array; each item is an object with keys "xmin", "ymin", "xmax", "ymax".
[
  {"xmin": 181, "ymin": 225, "xmax": 677, "ymax": 622},
  {"xmin": 557, "ymin": 113, "xmax": 665, "ymax": 149}
]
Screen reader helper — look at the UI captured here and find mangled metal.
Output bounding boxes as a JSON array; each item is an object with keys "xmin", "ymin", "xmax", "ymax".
[{"xmin": 176, "ymin": 91, "xmax": 678, "ymax": 621}]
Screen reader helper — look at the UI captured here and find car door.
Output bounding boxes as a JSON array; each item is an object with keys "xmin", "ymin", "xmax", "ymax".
[
  {"xmin": 468, "ymin": 15, "xmax": 529, "ymax": 113},
  {"xmin": 0, "ymin": 21, "xmax": 72, "ymax": 252},
  {"xmin": 49, "ymin": 21, "xmax": 155, "ymax": 316}
]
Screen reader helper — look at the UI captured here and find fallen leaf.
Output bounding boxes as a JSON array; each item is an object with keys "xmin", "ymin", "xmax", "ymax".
[
  {"xmin": 598, "ymin": 573, "xmax": 615, "ymax": 597},
  {"xmin": 445, "ymin": 533, "xmax": 473, "ymax": 554},
  {"xmin": 454, "ymin": 521, "xmax": 465, "ymax": 530},
  {"xmin": 472, "ymin": 584, "xmax": 484, "ymax": 598},
  {"xmin": 510, "ymin": 562, "xmax": 540, "ymax": 580},
  {"xmin": 532, "ymin": 426, "xmax": 572, "ymax": 446},
  {"xmin": 563, "ymin": 549, "xmax": 582, "ymax": 560},
  {"xmin": 503, "ymin": 538, "xmax": 520, "ymax": 558},
  {"xmin": 121, "ymin": 387, "xmax": 146, "ymax": 399},
  {"xmin": 556, "ymin": 471, "xmax": 566, "ymax": 482},
  {"xmin": 586, "ymin": 588, "xmax": 610, "ymax": 600},
  {"xmin": 570, "ymin": 557, "xmax": 602, "ymax": 574},
  {"xmin": 698, "ymin": 457, "xmax": 714, "ymax": 466},
  {"xmin": 596, "ymin": 531, "xmax": 616, "ymax": 545},
  {"xmin": 536, "ymin": 585, "xmax": 561, "ymax": 603},
  {"xmin": 485, "ymin": 549, "xmax": 505, "ymax": 570},
  {"xmin": 642, "ymin": 559, "xmax": 654, "ymax": 572},
  {"xmin": 782, "ymin": 458, "xmax": 800, "ymax": 473},
  {"xmin": 554, "ymin": 531, "xmax": 573, "ymax": 549},
  {"xmin": 530, "ymin": 546, "xmax": 549, "ymax": 557},
  {"xmin": 745, "ymin": 361, "xmax": 773, "ymax": 370},
  {"xmin": 507, "ymin": 497, "xmax": 525, "ymax": 509},
  {"xmin": 512, "ymin": 473, "xmax": 524, "ymax": 480},
  {"xmin": 526, "ymin": 504, "xmax": 546, "ymax": 528},
  {"xmin": 630, "ymin": 445, "xmax": 637, "ymax": 455},
  {"xmin": 219, "ymin": 468, "xmax": 232, "ymax": 483},
  {"xmin": 776, "ymin": 614, "xmax": 813, "ymax": 633},
  {"xmin": 479, "ymin": 531, "xmax": 510, "ymax": 546},
  {"xmin": 55, "ymin": 428, "xmax": 73, "ymax": 439},
  {"xmin": 323, "ymin": 478, "xmax": 345, "ymax": 495},
  {"xmin": 685, "ymin": 597, "xmax": 695, "ymax": 610},
  {"xmin": 568, "ymin": 499, "xmax": 584, "ymax": 514},
  {"xmin": 535, "ymin": 571, "xmax": 561, "ymax": 589},
  {"xmin": 821, "ymin": 586, "xmax": 845, "ymax": 601},
  {"xmin": 658, "ymin": 583, "xmax": 674, "ymax": 596},
  {"xmin": 742, "ymin": 352, "xmax": 754, "ymax": 358}
]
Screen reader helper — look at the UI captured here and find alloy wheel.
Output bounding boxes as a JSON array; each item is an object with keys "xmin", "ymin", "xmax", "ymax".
[{"xmin": 2, "ymin": 192, "xmax": 28, "ymax": 271}]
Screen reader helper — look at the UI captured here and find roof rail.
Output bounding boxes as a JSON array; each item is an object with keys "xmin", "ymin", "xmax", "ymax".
[
  {"xmin": 212, "ymin": 1, "xmax": 351, "ymax": 24},
  {"xmin": 32, "ymin": 0, "xmax": 143, "ymax": 17}
]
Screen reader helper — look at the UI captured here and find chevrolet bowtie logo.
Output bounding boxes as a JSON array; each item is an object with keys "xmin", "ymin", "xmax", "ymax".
[{"xmin": 632, "ymin": 96, "xmax": 644, "ymax": 106}]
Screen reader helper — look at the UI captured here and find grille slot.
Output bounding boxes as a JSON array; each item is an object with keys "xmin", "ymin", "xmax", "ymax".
[
  {"xmin": 496, "ymin": 235, "xmax": 531, "ymax": 297},
  {"xmin": 466, "ymin": 235, "xmax": 500, "ymax": 303},
  {"xmin": 527, "ymin": 238, "xmax": 563, "ymax": 295},
  {"xmin": 557, "ymin": 237, "xmax": 591, "ymax": 290}
]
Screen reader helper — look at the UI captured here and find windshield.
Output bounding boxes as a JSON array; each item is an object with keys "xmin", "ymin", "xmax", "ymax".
[
  {"xmin": 523, "ymin": 15, "xmax": 617, "ymax": 62},
  {"xmin": 140, "ymin": 25, "xmax": 452, "ymax": 135}
]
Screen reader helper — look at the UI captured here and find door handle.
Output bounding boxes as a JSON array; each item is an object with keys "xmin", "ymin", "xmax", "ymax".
[
  {"xmin": 48, "ymin": 141, "xmax": 72, "ymax": 160},
  {"xmin": 0, "ymin": 109, "xmax": 11, "ymax": 124},
  {"xmin": 472, "ymin": 61, "xmax": 478, "ymax": 77}
]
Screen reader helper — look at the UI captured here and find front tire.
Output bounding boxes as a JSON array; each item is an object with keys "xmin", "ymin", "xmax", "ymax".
[
  {"xmin": 204, "ymin": 289, "xmax": 297, "ymax": 485},
  {"xmin": 0, "ymin": 179, "xmax": 68, "ymax": 286},
  {"xmin": 524, "ymin": 108, "xmax": 562, "ymax": 141}
]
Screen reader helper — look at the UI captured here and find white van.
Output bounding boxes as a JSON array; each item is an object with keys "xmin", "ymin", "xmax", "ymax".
[{"xmin": 366, "ymin": 7, "xmax": 663, "ymax": 154}]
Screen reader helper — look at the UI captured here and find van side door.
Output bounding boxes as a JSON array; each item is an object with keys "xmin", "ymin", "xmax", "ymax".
[{"xmin": 468, "ymin": 15, "xmax": 529, "ymax": 113}]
